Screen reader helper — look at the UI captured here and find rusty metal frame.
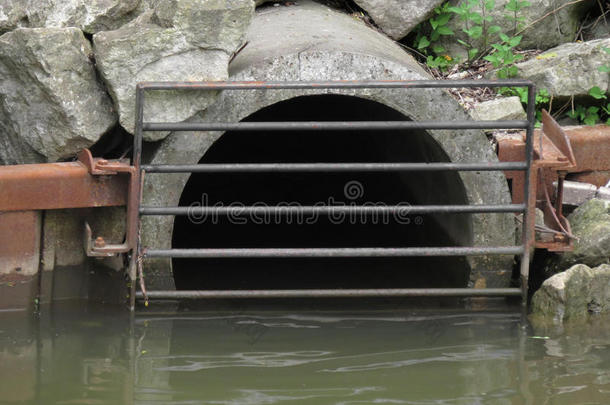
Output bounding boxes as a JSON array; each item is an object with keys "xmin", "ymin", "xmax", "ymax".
[
  {"xmin": 499, "ymin": 110, "xmax": 583, "ymax": 252},
  {"xmin": 131, "ymin": 80, "xmax": 537, "ymax": 309},
  {"xmin": 76, "ymin": 149, "xmax": 140, "ymax": 258}
]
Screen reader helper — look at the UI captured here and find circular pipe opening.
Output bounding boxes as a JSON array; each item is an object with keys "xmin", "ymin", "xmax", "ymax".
[{"xmin": 172, "ymin": 95, "xmax": 473, "ymax": 290}]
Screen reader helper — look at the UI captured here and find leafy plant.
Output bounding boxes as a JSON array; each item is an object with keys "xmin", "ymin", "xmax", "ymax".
[
  {"xmin": 414, "ymin": 0, "xmax": 531, "ymax": 72},
  {"xmin": 504, "ymin": 0, "xmax": 531, "ymax": 35},
  {"xmin": 589, "ymin": 86, "xmax": 608, "ymax": 100},
  {"xmin": 413, "ymin": 2, "xmax": 457, "ymax": 71},
  {"xmin": 483, "ymin": 33, "xmax": 524, "ymax": 78},
  {"xmin": 447, "ymin": 0, "xmax": 501, "ymax": 61},
  {"xmin": 568, "ymin": 106, "xmax": 601, "ymax": 126}
]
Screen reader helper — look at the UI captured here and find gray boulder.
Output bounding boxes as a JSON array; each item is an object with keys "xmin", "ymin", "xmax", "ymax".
[
  {"xmin": 531, "ymin": 263, "xmax": 610, "ymax": 322},
  {"xmin": 93, "ymin": 0, "xmax": 254, "ymax": 139},
  {"xmin": 0, "ymin": 0, "xmax": 28, "ymax": 34},
  {"xmin": 557, "ymin": 198, "xmax": 610, "ymax": 268},
  {"xmin": 470, "ymin": 96, "xmax": 526, "ymax": 121},
  {"xmin": 0, "ymin": 28, "xmax": 116, "ymax": 162},
  {"xmin": 0, "ymin": 102, "xmax": 45, "ymax": 165},
  {"xmin": 443, "ymin": 0, "xmax": 593, "ymax": 58},
  {"xmin": 25, "ymin": 0, "xmax": 140, "ymax": 34},
  {"xmin": 515, "ymin": 38, "xmax": 610, "ymax": 98},
  {"xmin": 353, "ymin": 0, "xmax": 445, "ymax": 40}
]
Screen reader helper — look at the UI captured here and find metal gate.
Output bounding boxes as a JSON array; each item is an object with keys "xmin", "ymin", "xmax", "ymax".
[{"xmin": 129, "ymin": 80, "xmax": 536, "ymax": 309}]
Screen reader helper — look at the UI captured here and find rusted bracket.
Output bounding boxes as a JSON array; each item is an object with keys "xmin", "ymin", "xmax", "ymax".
[
  {"xmin": 499, "ymin": 110, "xmax": 577, "ymax": 252},
  {"xmin": 78, "ymin": 149, "xmax": 140, "ymax": 257}
]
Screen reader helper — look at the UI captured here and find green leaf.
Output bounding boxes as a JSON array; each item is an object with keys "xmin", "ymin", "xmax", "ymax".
[
  {"xmin": 417, "ymin": 36, "xmax": 430, "ymax": 50},
  {"xmin": 463, "ymin": 26, "xmax": 483, "ymax": 39},
  {"xmin": 584, "ymin": 116, "xmax": 598, "ymax": 126},
  {"xmin": 483, "ymin": 54, "xmax": 500, "ymax": 66},
  {"xmin": 483, "ymin": 54, "xmax": 498, "ymax": 63},
  {"xmin": 505, "ymin": 0, "xmax": 518, "ymax": 12},
  {"xmin": 447, "ymin": 6, "xmax": 465, "ymax": 16},
  {"xmin": 589, "ymin": 86, "xmax": 607, "ymax": 100},
  {"xmin": 499, "ymin": 33, "xmax": 510, "ymax": 43},
  {"xmin": 484, "ymin": 0, "xmax": 495, "ymax": 11},
  {"xmin": 509, "ymin": 35, "xmax": 523, "ymax": 47},
  {"xmin": 436, "ymin": 26, "xmax": 454, "ymax": 35},
  {"xmin": 468, "ymin": 48, "xmax": 479, "ymax": 60},
  {"xmin": 435, "ymin": 13, "xmax": 452, "ymax": 26},
  {"xmin": 603, "ymin": 47, "xmax": 610, "ymax": 55},
  {"xmin": 598, "ymin": 65, "xmax": 610, "ymax": 73},
  {"xmin": 426, "ymin": 55, "xmax": 439, "ymax": 68},
  {"xmin": 536, "ymin": 89, "xmax": 550, "ymax": 104},
  {"xmin": 432, "ymin": 44, "xmax": 446, "ymax": 54},
  {"xmin": 468, "ymin": 12, "xmax": 483, "ymax": 24},
  {"xmin": 489, "ymin": 25, "xmax": 502, "ymax": 35},
  {"xmin": 587, "ymin": 106, "xmax": 600, "ymax": 114},
  {"xmin": 498, "ymin": 68, "xmax": 511, "ymax": 79}
]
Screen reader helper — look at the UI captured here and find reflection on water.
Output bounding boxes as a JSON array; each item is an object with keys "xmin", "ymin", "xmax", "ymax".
[{"xmin": 1, "ymin": 302, "xmax": 609, "ymax": 404}]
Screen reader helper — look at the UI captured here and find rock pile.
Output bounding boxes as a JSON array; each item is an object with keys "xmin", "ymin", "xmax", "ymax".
[
  {"xmin": 515, "ymin": 38, "xmax": 610, "ymax": 99},
  {"xmin": 0, "ymin": 27, "xmax": 116, "ymax": 162},
  {"xmin": 93, "ymin": 0, "xmax": 254, "ymax": 138},
  {"xmin": 0, "ymin": 0, "xmax": 254, "ymax": 163}
]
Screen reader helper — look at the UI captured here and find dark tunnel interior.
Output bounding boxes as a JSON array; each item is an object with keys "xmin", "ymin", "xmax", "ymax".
[{"xmin": 172, "ymin": 95, "xmax": 474, "ymax": 291}]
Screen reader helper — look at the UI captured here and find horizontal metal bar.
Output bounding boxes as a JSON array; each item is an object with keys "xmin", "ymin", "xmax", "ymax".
[
  {"xmin": 136, "ymin": 288, "xmax": 523, "ymax": 299},
  {"xmin": 143, "ymin": 120, "xmax": 529, "ymax": 132},
  {"xmin": 140, "ymin": 204, "xmax": 526, "ymax": 216},
  {"xmin": 141, "ymin": 162, "xmax": 528, "ymax": 173},
  {"xmin": 137, "ymin": 79, "xmax": 533, "ymax": 91},
  {"xmin": 144, "ymin": 246, "xmax": 524, "ymax": 258}
]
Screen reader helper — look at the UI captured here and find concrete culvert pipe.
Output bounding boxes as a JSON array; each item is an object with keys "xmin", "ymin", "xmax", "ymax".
[{"xmin": 141, "ymin": 0, "xmax": 515, "ymax": 291}]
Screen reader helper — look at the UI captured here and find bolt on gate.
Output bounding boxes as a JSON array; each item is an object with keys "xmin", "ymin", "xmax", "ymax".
[{"xmin": 129, "ymin": 80, "xmax": 537, "ymax": 310}]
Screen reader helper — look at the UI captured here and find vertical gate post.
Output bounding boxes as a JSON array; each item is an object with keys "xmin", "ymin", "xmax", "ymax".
[
  {"xmin": 129, "ymin": 85, "xmax": 145, "ymax": 311},
  {"xmin": 519, "ymin": 84, "xmax": 537, "ymax": 306}
]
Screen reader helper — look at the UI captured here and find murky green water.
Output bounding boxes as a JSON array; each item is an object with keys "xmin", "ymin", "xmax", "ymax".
[{"xmin": 1, "ymin": 302, "xmax": 609, "ymax": 404}]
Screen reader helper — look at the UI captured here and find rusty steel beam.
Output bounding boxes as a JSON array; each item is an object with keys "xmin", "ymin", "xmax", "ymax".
[
  {"xmin": 0, "ymin": 161, "xmax": 128, "ymax": 212},
  {"xmin": 566, "ymin": 125, "xmax": 610, "ymax": 173},
  {"xmin": 499, "ymin": 123, "xmax": 610, "ymax": 203}
]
